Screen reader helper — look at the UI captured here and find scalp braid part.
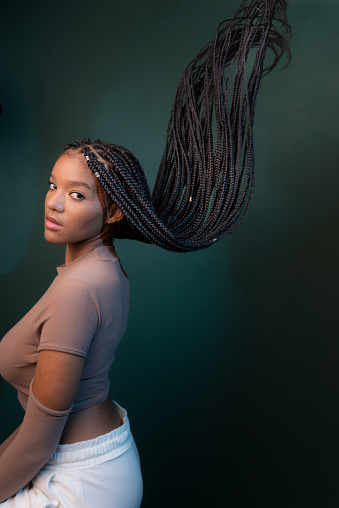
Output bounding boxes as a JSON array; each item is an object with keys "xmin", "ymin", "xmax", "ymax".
[{"xmin": 64, "ymin": 0, "xmax": 291, "ymax": 252}]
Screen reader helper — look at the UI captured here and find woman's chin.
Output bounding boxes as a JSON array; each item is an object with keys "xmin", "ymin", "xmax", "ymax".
[{"xmin": 44, "ymin": 230, "xmax": 65, "ymax": 245}]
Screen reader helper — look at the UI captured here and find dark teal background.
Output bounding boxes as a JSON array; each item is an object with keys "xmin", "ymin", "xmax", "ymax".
[{"xmin": 0, "ymin": 1, "xmax": 338, "ymax": 506}]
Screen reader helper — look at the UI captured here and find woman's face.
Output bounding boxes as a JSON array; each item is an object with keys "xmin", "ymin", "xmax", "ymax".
[{"xmin": 44, "ymin": 153, "xmax": 106, "ymax": 246}]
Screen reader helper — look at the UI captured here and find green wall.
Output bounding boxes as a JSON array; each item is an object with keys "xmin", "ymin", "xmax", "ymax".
[{"xmin": 0, "ymin": 1, "xmax": 338, "ymax": 506}]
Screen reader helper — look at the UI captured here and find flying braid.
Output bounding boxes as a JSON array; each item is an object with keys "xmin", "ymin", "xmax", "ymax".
[{"xmin": 64, "ymin": 0, "xmax": 291, "ymax": 252}]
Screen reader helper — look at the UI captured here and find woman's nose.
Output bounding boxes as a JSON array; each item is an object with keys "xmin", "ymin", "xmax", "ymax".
[{"xmin": 45, "ymin": 191, "xmax": 65, "ymax": 213}]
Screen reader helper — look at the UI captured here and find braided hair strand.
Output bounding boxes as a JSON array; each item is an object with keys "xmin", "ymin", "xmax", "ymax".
[{"xmin": 64, "ymin": 0, "xmax": 291, "ymax": 252}]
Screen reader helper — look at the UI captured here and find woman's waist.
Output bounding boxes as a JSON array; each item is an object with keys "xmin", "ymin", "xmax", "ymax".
[
  {"xmin": 60, "ymin": 397, "xmax": 124, "ymax": 445},
  {"xmin": 46, "ymin": 400, "xmax": 133, "ymax": 469}
]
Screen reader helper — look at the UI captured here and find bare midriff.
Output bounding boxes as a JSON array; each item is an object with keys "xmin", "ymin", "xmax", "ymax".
[{"xmin": 59, "ymin": 397, "xmax": 122, "ymax": 444}]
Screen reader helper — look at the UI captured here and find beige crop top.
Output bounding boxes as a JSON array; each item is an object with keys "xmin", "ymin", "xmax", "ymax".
[
  {"xmin": 0, "ymin": 245, "xmax": 129, "ymax": 502},
  {"xmin": 0, "ymin": 245, "xmax": 129, "ymax": 413}
]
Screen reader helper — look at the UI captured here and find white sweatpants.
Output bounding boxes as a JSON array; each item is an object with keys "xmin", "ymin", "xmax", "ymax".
[{"xmin": 1, "ymin": 403, "xmax": 143, "ymax": 508}]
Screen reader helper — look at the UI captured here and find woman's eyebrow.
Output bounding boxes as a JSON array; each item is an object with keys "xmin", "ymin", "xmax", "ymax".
[
  {"xmin": 66, "ymin": 180, "xmax": 91, "ymax": 191},
  {"xmin": 50, "ymin": 174, "xmax": 92, "ymax": 192}
]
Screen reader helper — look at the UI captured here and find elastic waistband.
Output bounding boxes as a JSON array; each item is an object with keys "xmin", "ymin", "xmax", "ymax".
[{"xmin": 44, "ymin": 402, "xmax": 133, "ymax": 470}]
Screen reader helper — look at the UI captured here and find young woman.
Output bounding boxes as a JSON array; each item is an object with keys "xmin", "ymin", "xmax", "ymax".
[{"xmin": 0, "ymin": 1, "xmax": 291, "ymax": 506}]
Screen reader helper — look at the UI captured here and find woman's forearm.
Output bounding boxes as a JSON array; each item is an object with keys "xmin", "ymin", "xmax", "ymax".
[{"xmin": 0, "ymin": 385, "xmax": 70, "ymax": 503}]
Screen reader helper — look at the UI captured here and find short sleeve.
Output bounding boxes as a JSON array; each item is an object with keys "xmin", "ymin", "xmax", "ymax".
[{"xmin": 38, "ymin": 278, "xmax": 100, "ymax": 357}]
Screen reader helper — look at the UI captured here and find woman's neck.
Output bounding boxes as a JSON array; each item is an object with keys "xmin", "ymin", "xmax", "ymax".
[{"xmin": 65, "ymin": 237, "xmax": 112, "ymax": 266}]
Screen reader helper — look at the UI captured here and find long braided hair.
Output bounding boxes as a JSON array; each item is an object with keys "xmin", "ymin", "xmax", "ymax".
[{"xmin": 64, "ymin": 0, "xmax": 291, "ymax": 253}]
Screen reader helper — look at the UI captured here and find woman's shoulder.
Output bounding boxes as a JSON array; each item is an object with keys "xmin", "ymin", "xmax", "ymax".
[{"xmin": 55, "ymin": 246, "xmax": 128, "ymax": 298}]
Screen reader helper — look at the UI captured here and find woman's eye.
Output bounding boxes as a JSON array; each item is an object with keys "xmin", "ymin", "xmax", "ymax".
[
  {"xmin": 48, "ymin": 181, "xmax": 56, "ymax": 190},
  {"xmin": 70, "ymin": 192, "xmax": 85, "ymax": 201}
]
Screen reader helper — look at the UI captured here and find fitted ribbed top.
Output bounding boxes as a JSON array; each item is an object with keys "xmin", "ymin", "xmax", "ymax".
[{"xmin": 0, "ymin": 245, "xmax": 129, "ymax": 413}]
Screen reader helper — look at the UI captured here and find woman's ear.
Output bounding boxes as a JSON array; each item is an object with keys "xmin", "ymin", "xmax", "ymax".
[{"xmin": 106, "ymin": 203, "xmax": 123, "ymax": 225}]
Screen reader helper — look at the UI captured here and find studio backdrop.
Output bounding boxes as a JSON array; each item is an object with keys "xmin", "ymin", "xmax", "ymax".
[{"xmin": 0, "ymin": 1, "xmax": 338, "ymax": 507}]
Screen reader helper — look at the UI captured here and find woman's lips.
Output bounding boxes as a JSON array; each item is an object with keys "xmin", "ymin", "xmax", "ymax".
[{"xmin": 45, "ymin": 215, "xmax": 62, "ymax": 231}]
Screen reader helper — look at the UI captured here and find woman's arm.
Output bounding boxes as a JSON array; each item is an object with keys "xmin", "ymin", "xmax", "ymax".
[
  {"xmin": 33, "ymin": 350, "xmax": 84, "ymax": 411},
  {"xmin": 0, "ymin": 350, "xmax": 84, "ymax": 503}
]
